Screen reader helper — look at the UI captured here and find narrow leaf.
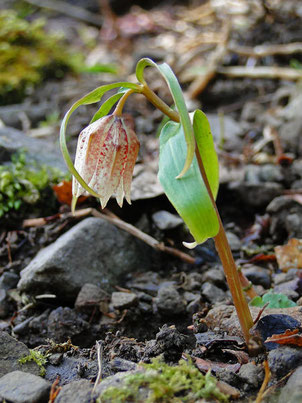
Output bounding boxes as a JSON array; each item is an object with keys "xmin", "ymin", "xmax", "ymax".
[
  {"xmin": 136, "ymin": 58, "xmax": 195, "ymax": 177},
  {"xmin": 90, "ymin": 93, "xmax": 124, "ymax": 123}
]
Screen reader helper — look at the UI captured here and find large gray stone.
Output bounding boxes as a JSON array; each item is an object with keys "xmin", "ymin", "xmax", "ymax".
[
  {"xmin": 278, "ymin": 366, "xmax": 302, "ymax": 403},
  {"xmin": 0, "ymin": 370, "xmax": 51, "ymax": 403},
  {"xmin": 55, "ymin": 379, "xmax": 93, "ymax": 403},
  {"xmin": 0, "ymin": 126, "xmax": 66, "ymax": 171},
  {"xmin": 0, "ymin": 331, "xmax": 40, "ymax": 378},
  {"xmin": 18, "ymin": 217, "xmax": 152, "ymax": 302}
]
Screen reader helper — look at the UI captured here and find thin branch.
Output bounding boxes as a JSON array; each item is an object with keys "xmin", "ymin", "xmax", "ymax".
[
  {"xmin": 217, "ymin": 66, "xmax": 302, "ymax": 80},
  {"xmin": 228, "ymin": 42, "xmax": 302, "ymax": 57}
]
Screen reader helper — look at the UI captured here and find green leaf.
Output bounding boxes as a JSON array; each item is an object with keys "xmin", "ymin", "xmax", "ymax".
[
  {"xmin": 193, "ymin": 109, "xmax": 219, "ymax": 199},
  {"xmin": 158, "ymin": 116, "xmax": 219, "ymax": 246},
  {"xmin": 60, "ymin": 81, "xmax": 141, "ymax": 198},
  {"xmin": 90, "ymin": 93, "xmax": 124, "ymax": 123},
  {"xmin": 136, "ymin": 58, "xmax": 195, "ymax": 178},
  {"xmin": 250, "ymin": 291, "xmax": 297, "ymax": 309}
]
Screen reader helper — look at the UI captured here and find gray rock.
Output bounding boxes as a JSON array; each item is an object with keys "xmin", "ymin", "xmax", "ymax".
[
  {"xmin": 0, "ymin": 331, "xmax": 40, "ymax": 378},
  {"xmin": 75, "ymin": 283, "xmax": 107, "ymax": 311},
  {"xmin": 202, "ymin": 268, "xmax": 225, "ymax": 288},
  {"xmin": 278, "ymin": 366, "xmax": 302, "ymax": 403},
  {"xmin": 238, "ymin": 363, "xmax": 264, "ymax": 389},
  {"xmin": 0, "ymin": 289, "xmax": 9, "ymax": 318},
  {"xmin": 0, "ymin": 126, "xmax": 66, "ymax": 171},
  {"xmin": 55, "ymin": 379, "xmax": 93, "ymax": 403},
  {"xmin": 47, "ymin": 307, "xmax": 91, "ymax": 345},
  {"xmin": 93, "ymin": 370, "xmax": 142, "ymax": 399},
  {"xmin": 229, "ymin": 181, "xmax": 283, "ymax": 208},
  {"xmin": 242, "ymin": 265, "xmax": 271, "ymax": 289},
  {"xmin": 225, "ymin": 231, "xmax": 241, "ymax": 251},
  {"xmin": 292, "ymin": 159, "xmax": 302, "ymax": 178},
  {"xmin": 152, "ymin": 210, "xmax": 183, "ymax": 230},
  {"xmin": 18, "ymin": 217, "xmax": 153, "ymax": 302},
  {"xmin": 207, "ymin": 114, "xmax": 243, "ymax": 152},
  {"xmin": 155, "ymin": 285, "xmax": 186, "ymax": 316},
  {"xmin": 46, "ymin": 356, "xmax": 98, "ymax": 386},
  {"xmin": 0, "ymin": 370, "xmax": 50, "ymax": 403},
  {"xmin": 268, "ymin": 346, "xmax": 302, "ymax": 378},
  {"xmin": 201, "ymin": 282, "xmax": 226, "ymax": 304},
  {"xmin": 266, "ymin": 196, "xmax": 302, "ymax": 240},
  {"xmin": 111, "ymin": 292, "xmax": 138, "ymax": 310},
  {"xmin": 279, "ymin": 118, "xmax": 302, "ymax": 155},
  {"xmin": 0, "ymin": 271, "xmax": 19, "ymax": 290}
]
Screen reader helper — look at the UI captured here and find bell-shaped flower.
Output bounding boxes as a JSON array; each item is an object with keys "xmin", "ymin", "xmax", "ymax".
[{"xmin": 72, "ymin": 114, "xmax": 139, "ymax": 209}]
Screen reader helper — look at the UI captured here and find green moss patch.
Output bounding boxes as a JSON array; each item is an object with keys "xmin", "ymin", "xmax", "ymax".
[{"xmin": 99, "ymin": 357, "xmax": 228, "ymax": 402}]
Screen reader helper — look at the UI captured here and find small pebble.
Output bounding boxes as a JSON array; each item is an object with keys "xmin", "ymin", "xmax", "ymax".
[
  {"xmin": 201, "ymin": 282, "xmax": 226, "ymax": 304},
  {"xmin": 152, "ymin": 210, "xmax": 183, "ymax": 230},
  {"xmin": 111, "ymin": 292, "xmax": 138, "ymax": 310}
]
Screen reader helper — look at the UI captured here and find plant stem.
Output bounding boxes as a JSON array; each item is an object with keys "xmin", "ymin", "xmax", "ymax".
[
  {"xmin": 194, "ymin": 142, "xmax": 253, "ymax": 343},
  {"xmin": 141, "ymin": 85, "xmax": 180, "ymax": 123},
  {"xmin": 113, "ymin": 89, "xmax": 135, "ymax": 116}
]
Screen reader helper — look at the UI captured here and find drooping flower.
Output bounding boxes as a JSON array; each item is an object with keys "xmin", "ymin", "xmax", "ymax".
[{"xmin": 72, "ymin": 114, "xmax": 139, "ymax": 209}]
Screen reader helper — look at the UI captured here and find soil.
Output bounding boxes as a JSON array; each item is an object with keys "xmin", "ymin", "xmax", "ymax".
[{"xmin": 1, "ymin": 1, "xmax": 302, "ymax": 402}]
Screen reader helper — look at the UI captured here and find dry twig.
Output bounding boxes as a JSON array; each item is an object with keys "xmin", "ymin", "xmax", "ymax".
[
  {"xmin": 217, "ymin": 66, "xmax": 302, "ymax": 80},
  {"xmin": 228, "ymin": 42, "xmax": 302, "ymax": 57}
]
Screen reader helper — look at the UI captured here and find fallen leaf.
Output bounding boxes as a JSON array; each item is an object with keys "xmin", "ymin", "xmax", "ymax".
[
  {"xmin": 275, "ymin": 238, "xmax": 302, "ymax": 272},
  {"xmin": 265, "ymin": 329, "xmax": 302, "ymax": 347},
  {"xmin": 53, "ymin": 180, "xmax": 88, "ymax": 206},
  {"xmin": 248, "ymin": 253, "xmax": 276, "ymax": 264},
  {"xmin": 192, "ymin": 356, "xmax": 241, "ymax": 373}
]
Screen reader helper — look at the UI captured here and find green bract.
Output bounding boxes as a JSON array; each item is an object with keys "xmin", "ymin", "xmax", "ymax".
[{"xmin": 158, "ymin": 110, "xmax": 219, "ymax": 247}]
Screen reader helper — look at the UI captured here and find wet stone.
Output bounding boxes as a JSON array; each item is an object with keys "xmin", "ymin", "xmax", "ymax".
[
  {"xmin": 268, "ymin": 346, "xmax": 302, "ymax": 378},
  {"xmin": 55, "ymin": 379, "xmax": 93, "ymax": 403},
  {"xmin": 201, "ymin": 282, "xmax": 226, "ymax": 304},
  {"xmin": 0, "ymin": 331, "xmax": 40, "ymax": 378},
  {"xmin": 152, "ymin": 210, "xmax": 183, "ymax": 230},
  {"xmin": 154, "ymin": 285, "xmax": 186, "ymax": 316},
  {"xmin": 278, "ymin": 366, "xmax": 302, "ymax": 403},
  {"xmin": 111, "ymin": 292, "xmax": 138, "ymax": 310},
  {"xmin": 0, "ymin": 370, "xmax": 51, "ymax": 403}
]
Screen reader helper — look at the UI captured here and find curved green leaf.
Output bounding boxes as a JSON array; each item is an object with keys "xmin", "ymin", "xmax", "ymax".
[
  {"xmin": 158, "ymin": 119, "xmax": 219, "ymax": 247},
  {"xmin": 136, "ymin": 58, "xmax": 195, "ymax": 177},
  {"xmin": 60, "ymin": 82, "xmax": 140, "ymax": 198},
  {"xmin": 90, "ymin": 93, "xmax": 124, "ymax": 123},
  {"xmin": 193, "ymin": 109, "xmax": 219, "ymax": 199}
]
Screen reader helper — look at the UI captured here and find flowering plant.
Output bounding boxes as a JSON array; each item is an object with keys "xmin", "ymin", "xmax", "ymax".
[{"xmin": 60, "ymin": 58, "xmax": 253, "ymax": 344}]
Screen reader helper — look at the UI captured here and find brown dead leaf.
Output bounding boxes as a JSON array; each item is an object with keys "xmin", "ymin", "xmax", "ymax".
[
  {"xmin": 192, "ymin": 356, "xmax": 241, "ymax": 373},
  {"xmin": 265, "ymin": 329, "xmax": 302, "ymax": 347},
  {"xmin": 275, "ymin": 238, "xmax": 302, "ymax": 272},
  {"xmin": 52, "ymin": 180, "xmax": 88, "ymax": 206}
]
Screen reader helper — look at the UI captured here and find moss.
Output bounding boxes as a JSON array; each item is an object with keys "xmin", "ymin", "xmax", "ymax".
[
  {"xmin": 0, "ymin": 151, "xmax": 67, "ymax": 217},
  {"xmin": 99, "ymin": 357, "xmax": 228, "ymax": 402},
  {"xmin": 19, "ymin": 349, "xmax": 49, "ymax": 377},
  {"xmin": 0, "ymin": 10, "xmax": 81, "ymax": 104}
]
